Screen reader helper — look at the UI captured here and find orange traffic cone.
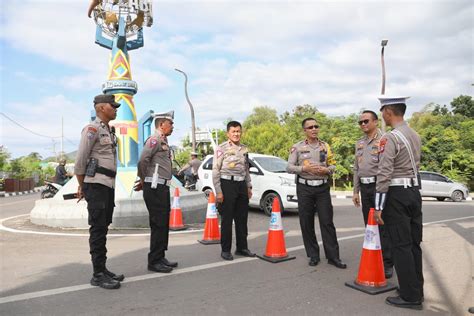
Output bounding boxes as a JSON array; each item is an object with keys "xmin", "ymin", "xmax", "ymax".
[
  {"xmin": 257, "ymin": 198, "xmax": 295, "ymax": 263},
  {"xmin": 198, "ymin": 191, "xmax": 220, "ymax": 244},
  {"xmin": 169, "ymin": 187, "xmax": 187, "ymax": 231},
  {"xmin": 345, "ymin": 208, "xmax": 396, "ymax": 294}
]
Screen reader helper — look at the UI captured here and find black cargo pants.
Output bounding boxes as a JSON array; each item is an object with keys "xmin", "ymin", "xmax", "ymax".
[
  {"xmin": 382, "ymin": 186, "xmax": 424, "ymax": 302},
  {"xmin": 220, "ymin": 179, "xmax": 249, "ymax": 253},
  {"xmin": 143, "ymin": 183, "xmax": 171, "ymax": 265},
  {"xmin": 83, "ymin": 183, "xmax": 115, "ymax": 274},
  {"xmin": 296, "ymin": 182, "xmax": 340, "ymax": 260}
]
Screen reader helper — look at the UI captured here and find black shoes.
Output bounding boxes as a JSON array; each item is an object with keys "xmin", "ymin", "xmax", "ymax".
[
  {"xmin": 90, "ymin": 272, "xmax": 121, "ymax": 289},
  {"xmin": 385, "ymin": 296, "xmax": 423, "ymax": 310},
  {"xmin": 159, "ymin": 257, "xmax": 178, "ymax": 268},
  {"xmin": 104, "ymin": 268, "xmax": 125, "ymax": 282},
  {"xmin": 234, "ymin": 249, "xmax": 256, "ymax": 257},
  {"xmin": 221, "ymin": 252, "xmax": 234, "ymax": 261},
  {"xmin": 384, "ymin": 266, "xmax": 394, "ymax": 279},
  {"xmin": 396, "ymin": 288, "xmax": 424, "ymax": 302},
  {"xmin": 328, "ymin": 258, "xmax": 347, "ymax": 269},
  {"xmin": 148, "ymin": 262, "xmax": 173, "ymax": 273},
  {"xmin": 309, "ymin": 257, "xmax": 320, "ymax": 266}
]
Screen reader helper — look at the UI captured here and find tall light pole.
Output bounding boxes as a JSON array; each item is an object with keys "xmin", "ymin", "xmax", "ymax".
[
  {"xmin": 175, "ymin": 68, "xmax": 196, "ymax": 153},
  {"xmin": 380, "ymin": 39, "xmax": 388, "ymax": 132}
]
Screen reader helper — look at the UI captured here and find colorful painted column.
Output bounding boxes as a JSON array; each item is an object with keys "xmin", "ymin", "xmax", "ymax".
[{"xmin": 92, "ymin": 0, "xmax": 153, "ymax": 194}]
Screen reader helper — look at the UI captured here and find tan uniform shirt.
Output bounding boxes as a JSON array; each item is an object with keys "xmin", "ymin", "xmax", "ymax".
[
  {"xmin": 353, "ymin": 129, "xmax": 382, "ymax": 194},
  {"xmin": 137, "ymin": 130, "xmax": 172, "ymax": 180},
  {"xmin": 74, "ymin": 118, "xmax": 117, "ymax": 189},
  {"xmin": 287, "ymin": 139, "xmax": 336, "ymax": 180},
  {"xmin": 212, "ymin": 141, "xmax": 252, "ymax": 194},
  {"xmin": 376, "ymin": 121, "xmax": 421, "ymax": 193},
  {"xmin": 180, "ymin": 158, "xmax": 202, "ymax": 176}
]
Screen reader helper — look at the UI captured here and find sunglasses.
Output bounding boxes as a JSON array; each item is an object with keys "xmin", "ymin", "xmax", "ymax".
[
  {"xmin": 305, "ymin": 125, "xmax": 320, "ymax": 130},
  {"xmin": 358, "ymin": 119, "xmax": 370, "ymax": 125}
]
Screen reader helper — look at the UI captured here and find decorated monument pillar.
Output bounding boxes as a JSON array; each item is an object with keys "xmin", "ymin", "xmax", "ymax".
[{"xmin": 90, "ymin": 0, "xmax": 153, "ymax": 192}]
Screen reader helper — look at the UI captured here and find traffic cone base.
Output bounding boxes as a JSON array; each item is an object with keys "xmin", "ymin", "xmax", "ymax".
[
  {"xmin": 198, "ymin": 191, "xmax": 221, "ymax": 245},
  {"xmin": 344, "ymin": 280, "xmax": 397, "ymax": 295},
  {"xmin": 257, "ymin": 254, "xmax": 296, "ymax": 263},
  {"xmin": 198, "ymin": 239, "xmax": 220, "ymax": 245},
  {"xmin": 345, "ymin": 208, "xmax": 397, "ymax": 295},
  {"xmin": 170, "ymin": 225, "xmax": 187, "ymax": 231}
]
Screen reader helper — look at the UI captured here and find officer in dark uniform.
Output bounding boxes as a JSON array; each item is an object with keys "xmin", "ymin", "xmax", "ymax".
[
  {"xmin": 55, "ymin": 159, "xmax": 68, "ymax": 185},
  {"xmin": 287, "ymin": 118, "xmax": 346, "ymax": 269},
  {"xmin": 136, "ymin": 111, "xmax": 178, "ymax": 273},
  {"xmin": 352, "ymin": 110, "xmax": 393, "ymax": 278},
  {"xmin": 212, "ymin": 121, "xmax": 255, "ymax": 261},
  {"xmin": 374, "ymin": 96, "xmax": 424, "ymax": 310},
  {"xmin": 75, "ymin": 94, "xmax": 123, "ymax": 290}
]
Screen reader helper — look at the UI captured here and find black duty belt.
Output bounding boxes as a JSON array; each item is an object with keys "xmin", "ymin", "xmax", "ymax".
[{"xmin": 96, "ymin": 166, "xmax": 116, "ymax": 178}]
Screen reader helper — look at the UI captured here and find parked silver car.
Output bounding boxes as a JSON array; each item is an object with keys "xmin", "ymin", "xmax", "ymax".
[{"xmin": 420, "ymin": 171, "xmax": 469, "ymax": 202}]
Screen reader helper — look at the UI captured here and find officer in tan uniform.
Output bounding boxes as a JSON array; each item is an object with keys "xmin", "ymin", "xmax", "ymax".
[
  {"xmin": 75, "ymin": 94, "xmax": 123, "ymax": 290},
  {"xmin": 178, "ymin": 152, "xmax": 202, "ymax": 189},
  {"xmin": 352, "ymin": 110, "xmax": 393, "ymax": 278},
  {"xmin": 374, "ymin": 96, "xmax": 423, "ymax": 310},
  {"xmin": 135, "ymin": 111, "xmax": 178, "ymax": 273},
  {"xmin": 287, "ymin": 118, "xmax": 346, "ymax": 269},
  {"xmin": 212, "ymin": 121, "xmax": 255, "ymax": 261}
]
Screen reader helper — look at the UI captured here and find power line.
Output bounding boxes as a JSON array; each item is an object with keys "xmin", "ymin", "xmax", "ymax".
[{"xmin": 1, "ymin": 112, "xmax": 62, "ymax": 139}]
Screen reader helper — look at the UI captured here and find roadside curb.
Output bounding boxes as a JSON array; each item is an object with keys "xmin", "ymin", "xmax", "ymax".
[{"xmin": 0, "ymin": 187, "xmax": 43, "ymax": 198}]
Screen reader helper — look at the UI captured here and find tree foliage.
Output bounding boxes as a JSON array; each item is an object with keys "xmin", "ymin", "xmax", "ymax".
[
  {"xmin": 180, "ymin": 95, "xmax": 473, "ymax": 190},
  {"xmin": 451, "ymin": 95, "xmax": 473, "ymax": 118}
]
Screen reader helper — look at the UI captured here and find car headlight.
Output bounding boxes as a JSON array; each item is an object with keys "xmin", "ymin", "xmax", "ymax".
[{"xmin": 280, "ymin": 177, "xmax": 295, "ymax": 186}]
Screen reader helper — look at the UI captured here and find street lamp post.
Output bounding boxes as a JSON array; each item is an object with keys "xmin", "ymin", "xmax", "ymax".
[
  {"xmin": 175, "ymin": 68, "xmax": 197, "ymax": 153},
  {"xmin": 380, "ymin": 39, "xmax": 388, "ymax": 132}
]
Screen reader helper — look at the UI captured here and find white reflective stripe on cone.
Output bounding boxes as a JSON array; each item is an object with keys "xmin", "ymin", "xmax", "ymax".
[
  {"xmin": 362, "ymin": 224, "xmax": 381, "ymax": 250},
  {"xmin": 172, "ymin": 197, "xmax": 180, "ymax": 209},
  {"xmin": 206, "ymin": 203, "xmax": 218, "ymax": 219},
  {"xmin": 269, "ymin": 212, "xmax": 283, "ymax": 231}
]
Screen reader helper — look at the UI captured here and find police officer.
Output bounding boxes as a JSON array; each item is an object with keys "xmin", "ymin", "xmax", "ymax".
[
  {"xmin": 374, "ymin": 96, "xmax": 423, "ymax": 310},
  {"xmin": 287, "ymin": 118, "xmax": 346, "ymax": 269},
  {"xmin": 75, "ymin": 94, "xmax": 123, "ymax": 290},
  {"xmin": 178, "ymin": 152, "xmax": 202, "ymax": 189},
  {"xmin": 352, "ymin": 110, "xmax": 393, "ymax": 278},
  {"xmin": 136, "ymin": 111, "xmax": 178, "ymax": 273},
  {"xmin": 212, "ymin": 121, "xmax": 255, "ymax": 261},
  {"xmin": 55, "ymin": 158, "xmax": 68, "ymax": 185}
]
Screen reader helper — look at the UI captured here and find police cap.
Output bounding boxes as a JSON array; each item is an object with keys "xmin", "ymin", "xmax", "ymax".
[
  {"xmin": 153, "ymin": 110, "xmax": 174, "ymax": 123},
  {"xmin": 93, "ymin": 94, "xmax": 121, "ymax": 108},
  {"xmin": 378, "ymin": 96, "xmax": 410, "ymax": 111}
]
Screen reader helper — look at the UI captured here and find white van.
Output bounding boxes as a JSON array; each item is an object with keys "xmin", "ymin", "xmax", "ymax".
[{"xmin": 196, "ymin": 153, "xmax": 298, "ymax": 216}]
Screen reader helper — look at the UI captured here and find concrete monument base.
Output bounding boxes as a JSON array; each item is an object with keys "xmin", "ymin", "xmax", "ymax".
[{"xmin": 30, "ymin": 176, "xmax": 208, "ymax": 229}]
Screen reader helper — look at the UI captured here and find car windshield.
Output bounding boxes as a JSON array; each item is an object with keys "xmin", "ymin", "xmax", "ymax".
[{"xmin": 253, "ymin": 156, "xmax": 288, "ymax": 173}]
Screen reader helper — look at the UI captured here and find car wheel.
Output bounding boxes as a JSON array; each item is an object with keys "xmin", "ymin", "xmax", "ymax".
[
  {"xmin": 261, "ymin": 192, "xmax": 281, "ymax": 217},
  {"xmin": 436, "ymin": 197, "xmax": 445, "ymax": 201},
  {"xmin": 451, "ymin": 190, "xmax": 463, "ymax": 202},
  {"xmin": 203, "ymin": 188, "xmax": 212, "ymax": 199}
]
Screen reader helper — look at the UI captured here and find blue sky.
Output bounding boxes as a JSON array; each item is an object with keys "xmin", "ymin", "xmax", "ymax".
[{"xmin": 1, "ymin": 0, "xmax": 472, "ymax": 159}]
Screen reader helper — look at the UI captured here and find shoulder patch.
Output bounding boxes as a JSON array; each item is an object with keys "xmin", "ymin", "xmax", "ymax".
[
  {"xmin": 379, "ymin": 138, "xmax": 388, "ymax": 153},
  {"xmin": 217, "ymin": 149, "xmax": 223, "ymax": 158},
  {"xmin": 87, "ymin": 126, "xmax": 98, "ymax": 133},
  {"xmin": 149, "ymin": 138, "xmax": 158, "ymax": 148}
]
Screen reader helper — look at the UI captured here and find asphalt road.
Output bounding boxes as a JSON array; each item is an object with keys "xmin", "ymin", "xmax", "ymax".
[{"xmin": 1, "ymin": 193, "xmax": 473, "ymax": 315}]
